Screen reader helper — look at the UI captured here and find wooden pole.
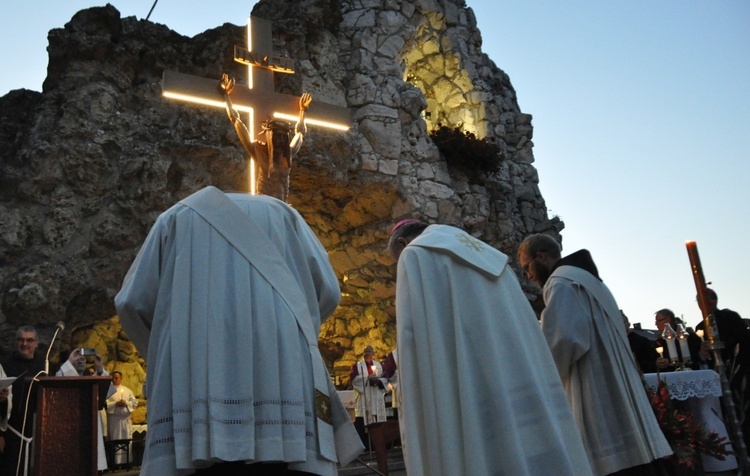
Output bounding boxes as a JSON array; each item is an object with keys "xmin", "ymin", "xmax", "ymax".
[{"xmin": 686, "ymin": 241, "xmax": 749, "ymax": 473}]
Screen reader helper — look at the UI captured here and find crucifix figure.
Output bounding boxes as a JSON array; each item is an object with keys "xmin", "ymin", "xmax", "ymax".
[
  {"xmin": 162, "ymin": 16, "xmax": 351, "ymax": 201},
  {"xmin": 219, "ymin": 74, "xmax": 311, "ymax": 202}
]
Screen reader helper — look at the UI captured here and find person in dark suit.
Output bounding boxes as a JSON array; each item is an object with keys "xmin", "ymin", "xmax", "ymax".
[
  {"xmin": 654, "ymin": 309, "xmax": 702, "ymax": 371},
  {"xmin": 695, "ymin": 288, "xmax": 750, "ymax": 448},
  {"xmin": 0, "ymin": 326, "xmax": 45, "ymax": 475},
  {"xmin": 695, "ymin": 288, "xmax": 750, "ymax": 372},
  {"xmin": 622, "ymin": 311, "xmax": 658, "ymax": 374}
]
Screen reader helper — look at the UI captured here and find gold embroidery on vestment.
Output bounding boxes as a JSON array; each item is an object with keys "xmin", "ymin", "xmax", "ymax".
[
  {"xmin": 457, "ymin": 233, "xmax": 486, "ymax": 251},
  {"xmin": 314, "ymin": 389, "xmax": 332, "ymax": 424}
]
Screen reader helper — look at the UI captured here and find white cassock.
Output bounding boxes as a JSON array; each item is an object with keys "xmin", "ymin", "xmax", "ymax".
[
  {"xmin": 56, "ymin": 361, "xmax": 113, "ymax": 471},
  {"xmin": 107, "ymin": 384, "xmax": 138, "ymax": 465},
  {"xmin": 351, "ymin": 360, "xmax": 388, "ymax": 424},
  {"xmin": 542, "ymin": 263, "xmax": 673, "ymax": 475},
  {"xmin": 395, "ymin": 225, "xmax": 592, "ymax": 476},
  {"xmin": 106, "ymin": 385, "xmax": 137, "ymax": 439},
  {"xmin": 114, "ymin": 186, "xmax": 362, "ymax": 476}
]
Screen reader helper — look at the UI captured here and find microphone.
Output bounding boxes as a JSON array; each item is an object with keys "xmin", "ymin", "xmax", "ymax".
[{"xmin": 44, "ymin": 321, "xmax": 65, "ymax": 375}]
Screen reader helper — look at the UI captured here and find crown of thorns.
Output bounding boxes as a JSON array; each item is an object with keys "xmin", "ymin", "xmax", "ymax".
[{"xmin": 260, "ymin": 119, "xmax": 291, "ymax": 133}]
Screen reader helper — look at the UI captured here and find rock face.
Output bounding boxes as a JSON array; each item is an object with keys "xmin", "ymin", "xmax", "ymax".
[{"xmin": 0, "ymin": 0, "xmax": 562, "ymax": 417}]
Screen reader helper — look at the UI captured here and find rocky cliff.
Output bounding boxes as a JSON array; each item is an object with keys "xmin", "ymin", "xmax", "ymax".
[{"xmin": 0, "ymin": 0, "xmax": 562, "ymax": 412}]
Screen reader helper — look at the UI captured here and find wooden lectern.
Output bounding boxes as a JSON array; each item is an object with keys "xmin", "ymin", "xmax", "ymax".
[
  {"xmin": 367, "ymin": 420, "xmax": 401, "ymax": 475},
  {"xmin": 32, "ymin": 376, "xmax": 111, "ymax": 476}
]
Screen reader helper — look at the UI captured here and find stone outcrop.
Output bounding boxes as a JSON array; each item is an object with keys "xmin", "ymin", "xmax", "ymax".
[{"xmin": 0, "ymin": 0, "xmax": 562, "ymax": 419}]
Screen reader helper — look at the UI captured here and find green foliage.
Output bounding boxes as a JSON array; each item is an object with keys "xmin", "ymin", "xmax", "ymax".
[{"xmin": 429, "ymin": 124, "xmax": 502, "ymax": 174}]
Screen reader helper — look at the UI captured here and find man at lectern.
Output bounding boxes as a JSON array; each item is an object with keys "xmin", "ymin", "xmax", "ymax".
[{"xmin": 57, "ymin": 347, "xmax": 113, "ymax": 472}]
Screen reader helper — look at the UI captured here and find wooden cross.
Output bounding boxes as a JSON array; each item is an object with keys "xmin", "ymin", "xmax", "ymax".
[{"xmin": 162, "ymin": 16, "xmax": 351, "ymax": 142}]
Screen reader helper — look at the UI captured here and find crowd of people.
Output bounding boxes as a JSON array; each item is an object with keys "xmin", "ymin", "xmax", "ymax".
[
  {"xmin": 1, "ymin": 186, "xmax": 748, "ymax": 476},
  {"xmin": 349, "ymin": 223, "xmax": 750, "ymax": 475},
  {"xmin": 0, "ymin": 326, "xmax": 141, "ymax": 474},
  {"xmin": 347, "ymin": 221, "xmax": 750, "ymax": 475}
]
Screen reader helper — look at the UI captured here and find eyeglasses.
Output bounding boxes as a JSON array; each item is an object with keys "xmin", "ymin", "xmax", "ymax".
[
  {"xmin": 520, "ymin": 250, "xmax": 547, "ymax": 276},
  {"xmin": 16, "ymin": 338, "xmax": 37, "ymax": 344}
]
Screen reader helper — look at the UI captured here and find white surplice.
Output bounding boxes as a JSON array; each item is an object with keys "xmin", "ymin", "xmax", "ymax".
[
  {"xmin": 395, "ymin": 225, "xmax": 592, "ymax": 476},
  {"xmin": 106, "ymin": 384, "xmax": 138, "ymax": 440},
  {"xmin": 115, "ymin": 187, "xmax": 362, "ymax": 476},
  {"xmin": 106, "ymin": 383, "xmax": 138, "ymax": 465},
  {"xmin": 542, "ymin": 265, "xmax": 673, "ymax": 475},
  {"xmin": 351, "ymin": 360, "xmax": 387, "ymax": 424}
]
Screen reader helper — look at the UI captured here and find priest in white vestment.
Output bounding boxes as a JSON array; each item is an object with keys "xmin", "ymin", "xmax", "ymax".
[
  {"xmin": 106, "ymin": 371, "xmax": 137, "ymax": 439},
  {"xmin": 349, "ymin": 346, "xmax": 388, "ymax": 449},
  {"xmin": 350, "ymin": 346, "xmax": 388, "ymax": 424},
  {"xmin": 106, "ymin": 371, "xmax": 138, "ymax": 464},
  {"xmin": 388, "ymin": 220, "xmax": 592, "ymax": 476},
  {"xmin": 115, "ymin": 186, "xmax": 362, "ymax": 476},
  {"xmin": 56, "ymin": 348, "xmax": 113, "ymax": 472},
  {"xmin": 518, "ymin": 233, "xmax": 673, "ymax": 475}
]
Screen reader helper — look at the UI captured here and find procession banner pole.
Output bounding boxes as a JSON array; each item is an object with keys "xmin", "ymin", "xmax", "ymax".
[{"xmin": 686, "ymin": 241, "xmax": 749, "ymax": 472}]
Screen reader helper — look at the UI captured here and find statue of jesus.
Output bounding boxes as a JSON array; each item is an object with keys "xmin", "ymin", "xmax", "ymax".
[{"xmin": 219, "ymin": 73, "xmax": 312, "ymax": 202}]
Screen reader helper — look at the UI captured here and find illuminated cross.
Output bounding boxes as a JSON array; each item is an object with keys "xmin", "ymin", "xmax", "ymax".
[{"xmin": 162, "ymin": 16, "xmax": 352, "ymax": 193}]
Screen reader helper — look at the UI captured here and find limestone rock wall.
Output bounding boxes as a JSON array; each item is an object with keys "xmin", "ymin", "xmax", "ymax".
[{"xmin": 0, "ymin": 0, "xmax": 562, "ymax": 413}]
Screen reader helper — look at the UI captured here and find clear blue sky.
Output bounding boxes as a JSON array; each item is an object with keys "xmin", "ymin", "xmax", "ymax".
[{"xmin": 1, "ymin": 1, "xmax": 748, "ymax": 330}]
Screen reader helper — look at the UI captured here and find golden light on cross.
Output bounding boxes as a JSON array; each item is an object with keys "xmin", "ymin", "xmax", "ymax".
[
  {"xmin": 161, "ymin": 16, "xmax": 353, "ymax": 194},
  {"xmin": 244, "ymin": 17, "xmax": 255, "ymax": 194},
  {"xmin": 273, "ymin": 113, "xmax": 350, "ymax": 131},
  {"xmin": 161, "ymin": 81, "xmax": 351, "ymax": 132},
  {"xmin": 161, "ymin": 92, "xmax": 247, "ymax": 112},
  {"xmin": 162, "ymin": 93, "xmax": 349, "ymax": 128},
  {"xmin": 161, "ymin": 90, "xmax": 351, "ymax": 130}
]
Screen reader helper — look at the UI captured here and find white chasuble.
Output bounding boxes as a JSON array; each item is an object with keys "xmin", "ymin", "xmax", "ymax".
[
  {"xmin": 115, "ymin": 187, "xmax": 362, "ymax": 476},
  {"xmin": 351, "ymin": 360, "xmax": 388, "ymax": 424},
  {"xmin": 395, "ymin": 225, "xmax": 592, "ymax": 476}
]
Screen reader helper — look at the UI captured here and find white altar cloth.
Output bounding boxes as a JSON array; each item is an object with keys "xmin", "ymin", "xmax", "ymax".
[{"xmin": 644, "ymin": 370, "xmax": 737, "ymax": 472}]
